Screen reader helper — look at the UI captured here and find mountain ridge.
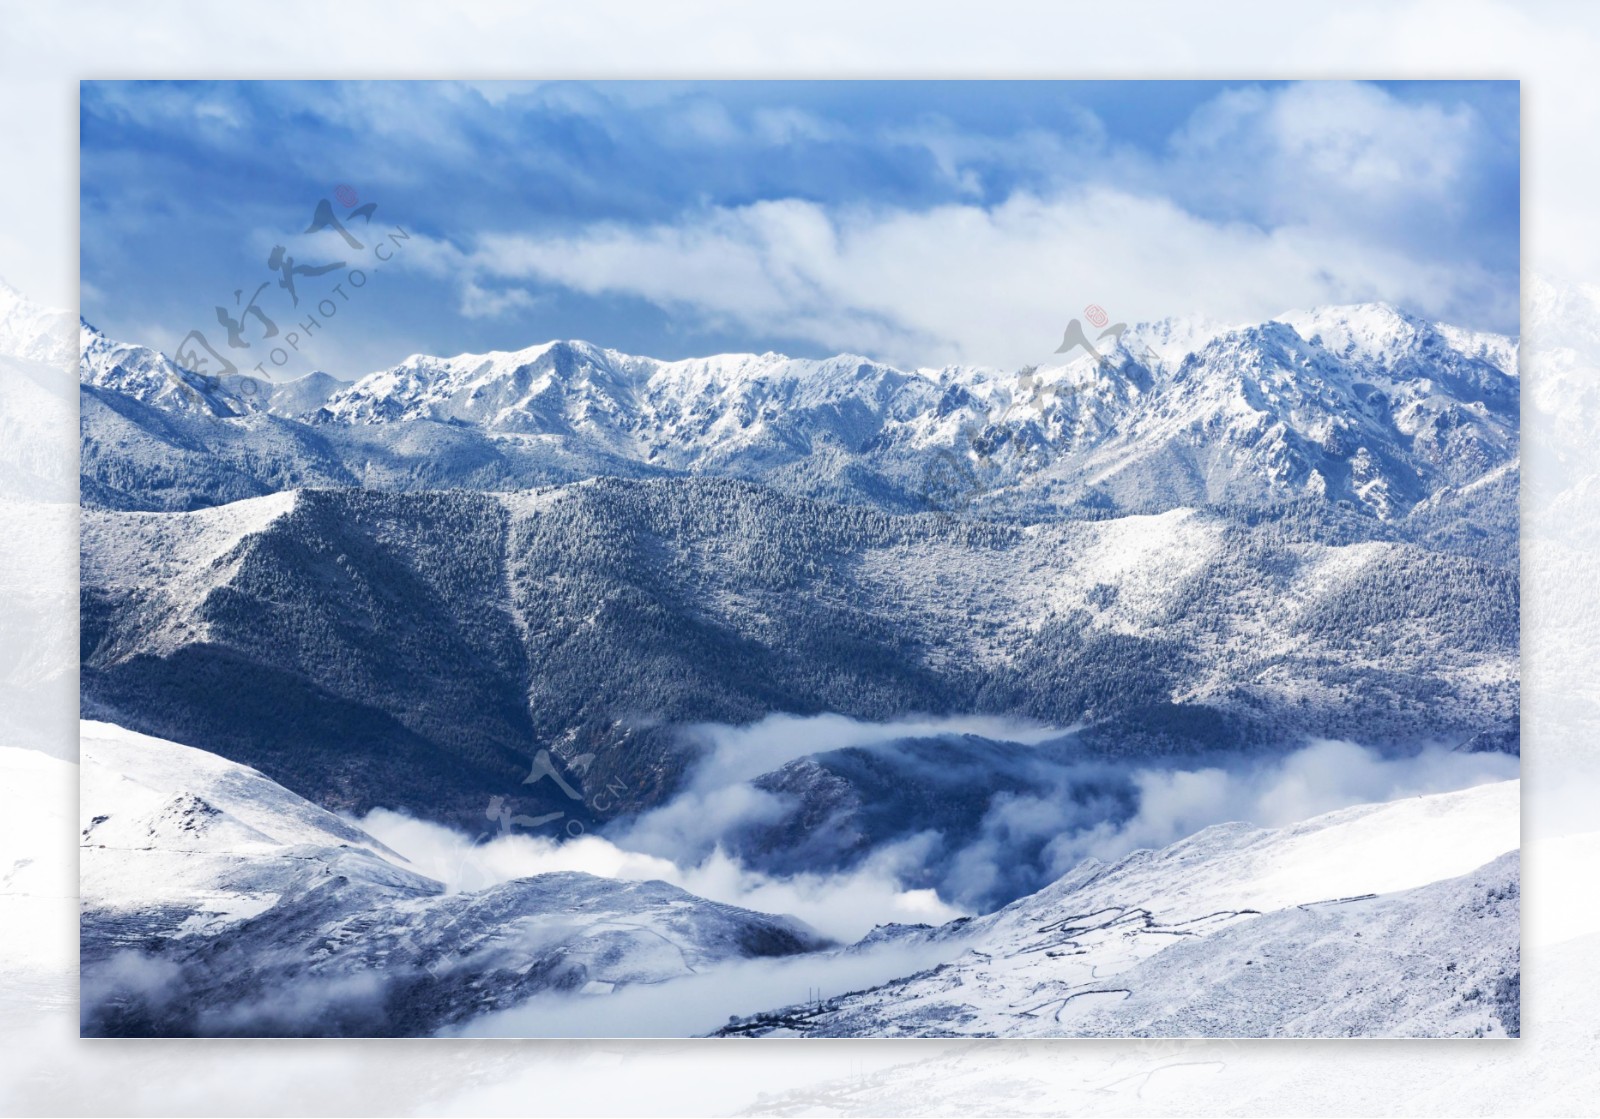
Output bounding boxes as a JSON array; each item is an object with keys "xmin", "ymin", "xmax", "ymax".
[{"xmin": 79, "ymin": 301, "xmax": 1519, "ymax": 522}]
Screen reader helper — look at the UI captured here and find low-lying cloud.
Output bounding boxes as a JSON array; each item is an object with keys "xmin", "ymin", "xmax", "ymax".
[
  {"xmin": 678, "ymin": 711, "xmax": 1064, "ymax": 791},
  {"xmin": 1036, "ymin": 736, "xmax": 1519, "ymax": 879},
  {"xmin": 361, "ymin": 713, "xmax": 1517, "ymax": 946},
  {"xmin": 359, "ymin": 807, "xmax": 964, "ymax": 944},
  {"xmin": 446, "ymin": 935, "xmax": 958, "ymax": 1039}
]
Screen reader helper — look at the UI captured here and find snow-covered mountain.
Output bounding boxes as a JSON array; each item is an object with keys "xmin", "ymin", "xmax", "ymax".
[
  {"xmin": 718, "ymin": 779, "xmax": 1520, "ymax": 1039},
  {"xmin": 0, "ymin": 277, "xmax": 74, "ymax": 369},
  {"xmin": 80, "ymin": 319, "xmax": 238, "ymax": 418},
  {"xmin": 80, "ymin": 303, "xmax": 1518, "ymax": 520},
  {"xmin": 78, "ymin": 317, "xmax": 352, "ymax": 421},
  {"xmin": 79, "ymin": 721, "xmax": 829, "ymax": 1037}
]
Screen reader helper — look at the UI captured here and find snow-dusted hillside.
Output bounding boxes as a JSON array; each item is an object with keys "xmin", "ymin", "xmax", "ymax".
[
  {"xmin": 80, "ymin": 480, "xmax": 1518, "ymax": 840},
  {"xmin": 80, "ymin": 303, "xmax": 1518, "ymax": 520},
  {"xmin": 0, "ymin": 282, "xmax": 74, "ymax": 502},
  {"xmin": 78, "ymin": 721, "xmax": 829, "ymax": 1037},
  {"xmin": 718, "ymin": 780, "xmax": 1520, "ymax": 1039}
]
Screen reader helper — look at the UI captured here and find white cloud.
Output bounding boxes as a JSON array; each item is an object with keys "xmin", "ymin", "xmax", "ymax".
[
  {"xmin": 1040, "ymin": 738, "xmax": 1520, "ymax": 874},
  {"xmin": 390, "ymin": 79, "xmax": 1511, "ymax": 367},
  {"xmin": 449, "ymin": 932, "xmax": 958, "ymax": 1038},
  {"xmin": 678, "ymin": 711, "xmax": 1062, "ymax": 792},
  {"xmin": 1170, "ymin": 81, "xmax": 1480, "ymax": 223},
  {"xmin": 461, "ymin": 181, "xmax": 1504, "ymax": 370},
  {"xmin": 750, "ymin": 106, "xmax": 844, "ymax": 146},
  {"xmin": 358, "ymin": 807, "xmax": 966, "ymax": 943},
  {"xmin": 459, "ymin": 278, "xmax": 541, "ymax": 319},
  {"xmin": 362, "ymin": 721, "xmax": 1514, "ymax": 944},
  {"xmin": 881, "ymin": 115, "xmax": 1105, "ymax": 197}
]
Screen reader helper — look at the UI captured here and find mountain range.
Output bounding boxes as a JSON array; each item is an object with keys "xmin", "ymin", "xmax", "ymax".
[
  {"xmin": 81, "ymin": 479, "xmax": 1517, "ymax": 857},
  {"xmin": 79, "ymin": 302, "xmax": 1518, "ymax": 527},
  {"xmin": 79, "ymin": 300, "xmax": 1520, "ymax": 890}
]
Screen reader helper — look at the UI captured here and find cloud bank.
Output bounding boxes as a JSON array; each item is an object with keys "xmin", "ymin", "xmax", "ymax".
[
  {"xmin": 362, "ymin": 715, "xmax": 1517, "ymax": 945},
  {"xmin": 465, "ymin": 186, "xmax": 1504, "ymax": 371},
  {"xmin": 359, "ymin": 807, "xmax": 964, "ymax": 944},
  {"xmin": 445, "ymin": 80, "xmax": 1516, "ymax": 369}
]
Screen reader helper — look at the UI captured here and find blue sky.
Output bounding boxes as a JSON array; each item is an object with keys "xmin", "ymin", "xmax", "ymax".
[{"xmin": 80, "ymin": 79, "xmax": 1519, "ymax": 378}]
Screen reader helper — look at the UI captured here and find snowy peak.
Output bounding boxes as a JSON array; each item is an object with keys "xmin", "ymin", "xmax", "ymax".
[
  {"xmin": 1279, "ymin": 302, "xmax": 1518, "ymax": 380},
  {"xmin": 80, "ymin": 321, "xmax": 248, "ymax": 418},
  {"xmin": 0, "ymin": 279, "xmax": 76, "ymax": 367},
  {"xmin": 320, "ymin": 338, "xmax": 631, "ymax": 428},
  {"xmin": 1065, "ymin": 305, "xmax": 1519, "ymax": 516},
  {"xmin": 264, "ymin": 370, "xmax": 351, "ymax": 416},
  {"xmin": 1279, "ymin": 302, "xmax": 1433, "ymax": 361}
]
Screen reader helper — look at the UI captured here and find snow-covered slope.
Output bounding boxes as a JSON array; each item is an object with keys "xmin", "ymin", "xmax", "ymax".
[
  {"xmin": 1059, "ymin": 850, "xmax": 1518, "ymax": 1037},
  {"xmin": 0, "ymin": 746, "xmax": 76, "ymax": 1000},
  {"xmin": 718, "ymin": 780, "xmax": 1520, "ymax": 1038},
  {"xmin": 0, "ymin": 353, "xmax": 73, "ymax": 502},
  {"xmin": 79, "ymin": 319, "xmax": 251, "ymax": 418},
  {"xmin": 79, "ymin": 721, "xmax": 829, "ymax": 1037},
  {"xmin": 0, "ymin": 282, "xmax": 75, "ymax": 502}
]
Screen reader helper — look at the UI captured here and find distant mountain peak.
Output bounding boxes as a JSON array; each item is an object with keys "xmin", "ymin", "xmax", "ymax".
[{"xmin": 0, "ymin": 281, "xmax": 76, "ymax": 368}]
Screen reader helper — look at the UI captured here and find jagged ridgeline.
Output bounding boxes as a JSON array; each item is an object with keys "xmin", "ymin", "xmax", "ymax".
[
  {"xmin": 78, "ymin": 304, "xmax": 1519, "ymax": 833},
  {"xmin": 79, "ymin": 303, "xmax": 1518, "ymax": 525}
]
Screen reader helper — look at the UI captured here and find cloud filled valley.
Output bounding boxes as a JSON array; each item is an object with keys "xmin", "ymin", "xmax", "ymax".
[{"xmin": 358, "ymin": 717, "xmax": 1518, "ymax": 938}]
